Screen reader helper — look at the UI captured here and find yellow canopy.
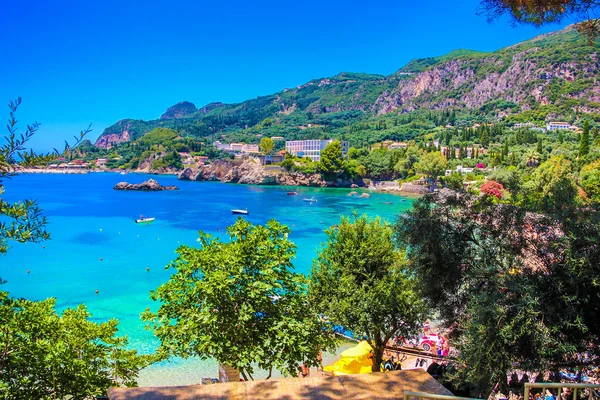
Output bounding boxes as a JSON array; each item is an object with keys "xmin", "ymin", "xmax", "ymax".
[{"xmin": 323, "ymin": 341, "xmax": 373, "ymax": 376}]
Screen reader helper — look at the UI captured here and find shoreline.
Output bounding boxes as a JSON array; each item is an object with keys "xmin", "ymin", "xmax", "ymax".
[{"xmin": 14, "ymin": 168, "xmax": 425, "ymax": 196}]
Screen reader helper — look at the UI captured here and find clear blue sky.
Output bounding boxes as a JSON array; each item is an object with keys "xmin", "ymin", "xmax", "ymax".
[{"xmin": 2, "ymin": 0, "xmax": 573, "ymax": 151}]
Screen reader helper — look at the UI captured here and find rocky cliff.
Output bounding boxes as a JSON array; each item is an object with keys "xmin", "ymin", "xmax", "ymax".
[{"xmin": 178, "ymin": 159, "xmax": 365, "ymax": 188}]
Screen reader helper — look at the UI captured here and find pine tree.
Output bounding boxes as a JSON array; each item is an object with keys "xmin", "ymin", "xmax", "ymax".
[
  {"xmin": 579, "ymin": 120, "xmax": 590, "ymax": 157},
  {"xmin": 558, "ymin": 131, "xmax": 564, "ymax": 144},
  {"xmin": 537, "ymin": 138, "xmax": 543, "ymax": 154}
]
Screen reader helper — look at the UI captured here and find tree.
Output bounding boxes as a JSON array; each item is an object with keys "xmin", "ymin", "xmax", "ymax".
[
  {"xmin": 318, "ymin": 140, "xmax": 344, "ymax": 175},
  {"xmin": 259, "ymin": 137, "xmax": 274, "ymax": 155},
  {"xmin": 579, "ymin": 120, "xmax": 590, "ymax": 158},
  {"xmin": 444, "ymin": 172, "xmax": 464, "ymax": 191},
  {"xmin": 580, "ymin": 159, "xmax": 600, "ymax": 201},
  {"xmin": 523, "ymin": 155, "xmax": 578, "ymax": 216},
  {"xmin": 143, "ymin": 218, "xmax": 335, "ymax": 380},
  {"xmin": 395, "ymin": 190, "xmax": 600, "ymax": 395},
  {"xmin": 0, "ymin": 293, "xmax": 150, "ymax": 399},
  {"xmin": 0, "ymin": 99, "xmax": 148, "ymax": 398},
  {"xmin": 309, "ymin": 214, "xmax": 425, "ymax": 372},
  {"xmin": 478, "ymin": 0, "xmax": 599, "ymax": 42},
  {"xmin": 414, "ymin": 151, "xmax": 448, "ymax": 181}
]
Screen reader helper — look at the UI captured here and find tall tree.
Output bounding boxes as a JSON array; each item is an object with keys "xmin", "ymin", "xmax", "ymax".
[
  {"xmin": 579, "ymin": 120, "xmax": 590, "ymax": 157},
  {"xmin": 259, "ymin": 137, "xmax": 274, "ymax": 155},
  {"xmin": 318, "ymin": 140, "xmax": 344, "ymax": 175},
  {"xmin": 309, "ymin": 214, "xmax": 425, "ymax": 372},
  {"xmin": 144, "ymin": 219, "xmax": 335, "ymax": 380}
]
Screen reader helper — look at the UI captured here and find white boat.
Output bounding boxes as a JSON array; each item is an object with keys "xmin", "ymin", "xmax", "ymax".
[
  {"xmin": 231, "ymin": 209, "xmax": 249, "ymax": 215},
  {"xmin": 303, "ymin": 197, "xmax": 318, "ymax": 203},
  {"xmin": 135, "ymin": 216, "xmax": 155, "ymax": 224}
]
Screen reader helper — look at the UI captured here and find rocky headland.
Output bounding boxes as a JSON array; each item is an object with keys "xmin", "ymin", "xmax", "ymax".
[
  {"xmin": 113, "ymin": 179, "xmax": 178, "ymax": 191},
  {"xmin": 178, "ymin": 159, "xmax": 366, "ymax": 188}
]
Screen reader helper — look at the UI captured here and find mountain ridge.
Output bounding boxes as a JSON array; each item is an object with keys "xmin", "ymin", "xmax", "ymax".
[{"xmin": 95, "ymin": 24, "xmax": 599, "ymax": 149}]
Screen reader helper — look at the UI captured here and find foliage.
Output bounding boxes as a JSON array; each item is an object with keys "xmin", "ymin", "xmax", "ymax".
[
  {"xmin": 259, "ymin": 137, "xmax": 274, "ymax": 155},
  {"xmin": 523, "ymin": 155, "xmax": 578, "ymax": 215},
  {"xmin": 318, "ymin": 140, "xmax": 344, "ymax": 175},
  {"xmin": 309, "ymin": 214, "xmax": 425, "ymax": 372},
  {"xmin": 414, "ymin": 151, "xmax": 448, "ymax": 180},
  {"xmin": 579, "ymin": 120, "xmax": 590, "ymax": 157},
  {"xmin": 395, "ymin": 190, "xmax": 600, "ymax": 395},
  {"xmin": 480, "ymin": 180, "xmax": 504, "ymax": 199},
  {"xmin": 143, "ymin": 219, "xmax": 336, "ymax": 379},
  {"xmin": 444, "ymin": 172, "xmax": 464, "ymax": 190},
  {"xmin": 0, "ymin": 292, "xmax": 150, "ymax": 399},
  {"xmin": 580, "ymin": 159, "xmax": 600, "ymax": 201},
  {"xmin": 478, "ymin": 0, "xmax": 599, "ymax": 41}
]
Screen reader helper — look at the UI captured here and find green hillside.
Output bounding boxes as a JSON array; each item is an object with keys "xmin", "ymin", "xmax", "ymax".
[{"xmin": 94, "ymin": 24, "xmax": 600, "ymax": 150}]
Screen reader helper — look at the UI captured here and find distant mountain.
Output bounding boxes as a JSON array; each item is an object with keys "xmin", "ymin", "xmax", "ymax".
[
  {"xmin": 160, "ymin": 101, "xmax": 197, "ymax": 119},
  {"xmin": 95, "ymin": 24, "xmax": 599, "ymax": 149}
]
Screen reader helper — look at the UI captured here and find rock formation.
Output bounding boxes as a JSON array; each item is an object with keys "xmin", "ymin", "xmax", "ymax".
[
  {"xmin": 178, "ymin": 158, "xmax": 366, "ymax": 188},
  {"xmin": 113, "ymin": 179, "xmax": 178, "ymax": 191}
]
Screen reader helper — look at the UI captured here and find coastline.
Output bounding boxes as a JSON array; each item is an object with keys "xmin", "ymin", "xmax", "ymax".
[{"xmin": 14, "ymin": 166, "xmax": 425, "ymax": 196}]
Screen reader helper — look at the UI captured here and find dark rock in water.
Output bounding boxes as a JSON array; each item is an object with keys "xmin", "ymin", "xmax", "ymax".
[{"xmin": 113, "ymin": 179, "xmax": 178, "ymax": 191}]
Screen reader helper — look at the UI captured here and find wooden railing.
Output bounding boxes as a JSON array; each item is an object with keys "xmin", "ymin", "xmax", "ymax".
[{"xmin": 524, "ymin": 382, "xmax": 600, "ymax": 400}]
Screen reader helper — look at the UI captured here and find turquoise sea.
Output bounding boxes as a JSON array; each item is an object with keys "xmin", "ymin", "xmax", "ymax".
[{"xmin": 0, "ymin": 172, "xmax": 413, "ymax": 386}]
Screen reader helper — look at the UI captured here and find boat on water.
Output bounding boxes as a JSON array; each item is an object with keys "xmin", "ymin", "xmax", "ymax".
[
  {"xmin": 231, "ymin": 209, "xmax": 249, "ymax": 215},
  {"xmin": 303, "ymin": 197, "xmax": 318, "ymax": 203},
  {"xmin": 135, "ymin": 216, "xmax": 155, "ymax": 224},
  {"xmin": 287, "ymin": 191, "xmax": 298, "ymax": 196},
  {"xmin": 120, "ymin": 171, "xmax": 128, "ymax": 175}
]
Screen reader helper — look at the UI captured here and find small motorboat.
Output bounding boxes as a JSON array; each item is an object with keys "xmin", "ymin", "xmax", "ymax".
[
  {"xmin": 303, "ymin": 197, "xmax": 318, "ymax": 203},
  {"xmin": 287, "ymin": 191, "xmax": 298, "ymax": 196},
  {"xmin": 135, "ymin": 216, "xmax": 155, "ymax": 224},
  {"xmin": 231, "ymin": 209, "xmax": 249, "ymax": 215}
]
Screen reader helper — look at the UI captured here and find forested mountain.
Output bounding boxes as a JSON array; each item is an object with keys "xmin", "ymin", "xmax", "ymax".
[{"xmin": 94, "ymin": 24, "xmax": 599, "ymax": 149}]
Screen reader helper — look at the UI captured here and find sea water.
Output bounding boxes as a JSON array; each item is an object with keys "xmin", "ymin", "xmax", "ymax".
[{"xmin": 0, "ymin": 172, "xmax": 413, "ymax": 385}]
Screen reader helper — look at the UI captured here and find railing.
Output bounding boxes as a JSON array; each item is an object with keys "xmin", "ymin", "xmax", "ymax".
[
  {"xmin": 524, "ymin": 382, "xmax": 600, "ymax": 400},
  {"xmin": 404, "ymin": 391, "xmax": 481, "ymax": 400}
]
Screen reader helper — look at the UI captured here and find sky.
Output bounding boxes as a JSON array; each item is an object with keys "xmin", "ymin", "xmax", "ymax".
[{"xmin": 1, "ymin": 0, "xmax": 574, "ymax": 151}]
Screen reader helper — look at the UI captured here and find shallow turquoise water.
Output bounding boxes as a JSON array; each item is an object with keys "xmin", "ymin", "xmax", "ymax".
[{"xmin": 0, "ymin": 173, "xmax": 413, "ymax": 385}]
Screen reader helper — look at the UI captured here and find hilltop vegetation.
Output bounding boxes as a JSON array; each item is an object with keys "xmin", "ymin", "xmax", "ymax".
[{"xmin": 92, "ymin": 24, "xmax": 599, "ymax": 154}]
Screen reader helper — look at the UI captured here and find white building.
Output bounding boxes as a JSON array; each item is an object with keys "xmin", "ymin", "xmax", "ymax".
[
  {"xmin": 546, "ymin": 122, "xmax": 572, "ymax": 131},
  {"xmin": 285, "ymin": 139, "xmax": 349, "ymax": 162},
  {"xmin": 213, "ymin": 141, "xmax": 260, "ymax": 154},
  {"xmin": 445, "ymin": 165, "xmax": 475, "ymax": 176}
]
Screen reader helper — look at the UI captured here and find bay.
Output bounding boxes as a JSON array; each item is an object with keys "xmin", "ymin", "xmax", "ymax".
[{"xmin": 0, "ymin": 172, "xmax": 413, "ymax": 385}]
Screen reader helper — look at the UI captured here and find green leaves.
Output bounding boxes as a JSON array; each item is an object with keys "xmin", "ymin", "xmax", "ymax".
[
  {"xmin": 0, "ymin": 292, "xmax": 150, "ymax": 399},
  {"xmin": 318, "ymin": 140, "xmax": 344, "ymax": 175},
  {"xmin": 396, "ymin": 190, "xmax": 600, "ymax": 395},
  {"xmin": 310, "ymin": 214, "xmax": 425, "ymax": 372},
  {"xmin": 144, "ymin": 218, "xmax": 335, "ymax": 378}
]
